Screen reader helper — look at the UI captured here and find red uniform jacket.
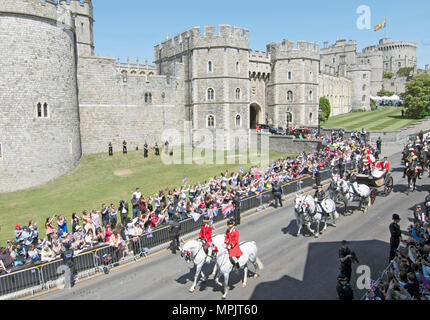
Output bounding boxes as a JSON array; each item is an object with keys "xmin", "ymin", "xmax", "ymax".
[
  {"xmin": 199, "ymin": 224, "xmax": 213, "ymax": 248},
  {"xmin": 225, "ymin": 228, "xmax": 243, "ymax": 258}
]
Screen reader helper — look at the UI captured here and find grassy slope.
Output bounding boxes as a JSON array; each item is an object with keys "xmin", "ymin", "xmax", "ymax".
[
  {"xmin": 0, "ymin": 148, "xmax": 292, "ymax": 244},
  {"xmin": 322, "ymin": 106, "xmax": 418, "ymax": 131}
]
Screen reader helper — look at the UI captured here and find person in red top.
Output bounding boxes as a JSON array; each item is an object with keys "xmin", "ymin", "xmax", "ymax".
[
  {"xmin": 225, "ymin": 218, "xmax": 243, "ymax": 269},
  {"xmin": 199, "ymin": 216, "xmax": 218, "ymax": 259}
]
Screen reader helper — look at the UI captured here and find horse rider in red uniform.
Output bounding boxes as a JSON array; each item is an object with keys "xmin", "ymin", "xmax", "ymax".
[
  {"xmin": 375, "ymin": 156, "xmax": 391, "ymax": 178},
  {"xmin": 199, "ymin": 215, "xmax": 218, "ymax": 260},
  {"xmin": 225, "ymin": 218, "xmax": 243, "ymax": 269}
]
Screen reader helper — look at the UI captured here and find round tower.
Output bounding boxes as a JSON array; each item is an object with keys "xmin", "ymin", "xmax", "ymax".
[
  {"xmin": 267, "ymin": 40, "xmax": 320, "ymax": 128},
  {"xmin": 347, "ymin": 64, "xmax": 372, "ymax": 111},
  {"xmin": 0, "ymin": 0, "xmax": 82, "ymax": 193}
]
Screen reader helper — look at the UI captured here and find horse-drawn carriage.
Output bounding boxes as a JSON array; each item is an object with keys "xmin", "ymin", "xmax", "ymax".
[{"xmin": 355, "ymin": 173, "xmax": 393, "ymax": 205}]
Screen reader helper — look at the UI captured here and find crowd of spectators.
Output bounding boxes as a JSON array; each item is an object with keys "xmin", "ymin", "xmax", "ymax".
[
  {"xmin": 0, "ymin": 130, "xmax": 373, "ymax": 275},
  {"xmin": 364, "ymin": 197, "xmax": 430, "ymax": 300}
]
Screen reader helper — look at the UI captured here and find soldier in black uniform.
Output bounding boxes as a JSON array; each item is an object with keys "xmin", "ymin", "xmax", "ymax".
[
  {"xmin": 168, "ymin": 214, "xmax": 181, "ymax": 254},
  {"xmin": 122, "ymin": 140, "xmax": 127, "ymax": 154},
  {"xmin": 376, "ymin": 137, "xmax": 382, "ymax": 155},
  {"xmin": 155, "ymin": 143, "xmax": 160, "ymax": 156},
  {"xmin": 61, "ymin": 242, "xmax": 76, "ymax": 288},
  {"xmin": 232, "ymin": 192, "xmax": 241, "ymax": 225},
  {"xmin": 271, "ymin": 180, "xmax": 283, "ymax": 208},
  {"xmin": 336, "ymin": 274, "xmax": 354, "ymax": 300},
  {"xmin": 143, "ymin": 142, "xmax": 148, "ymax": 158},
  {"xmin": 425, "ymin": 190, "xmax": 430, "ymax": 216},
  {"xmin": 108, "ymin": 142, "xmax": 113, "ymax": 156},
  {"xmin": 389, "ymin": 214, "xmax": 402, "ymax": 263},
  {"xmin": 338, "ymin": 240, "xmax": 358, "ymax": 282},
  {"xmin": 314, "ymin": 185, "xmax": 326, "ymax": 206},
  {"xmin": 314, "ymin": 168, "xmax": 321, "ymax": 187}
]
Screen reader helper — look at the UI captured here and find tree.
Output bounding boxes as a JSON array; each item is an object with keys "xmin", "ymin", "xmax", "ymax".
[
  {"xmin": 377, "ymin": 86, "xmax": 395, "ymax": 97},
  {"xmin": 319, "ymin": 97, "xmax": 331, "ymax": 122},
  {"xmin": 404, "ymin": 74, "xmax": 430, "ymax": 119}
]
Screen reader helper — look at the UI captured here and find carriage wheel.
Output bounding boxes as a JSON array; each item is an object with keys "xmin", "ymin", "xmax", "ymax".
[
  {"xmin": 384, "ymin": 176, "xmax": 393, "ymax": 196},
  {"xmin": 370, "ymin": 189, "xmax": 377, "ymax": 205}
]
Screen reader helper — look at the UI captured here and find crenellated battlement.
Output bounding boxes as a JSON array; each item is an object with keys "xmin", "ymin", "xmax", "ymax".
[
  {"xmin": 0, "ymin": 0, "xmax": 93, "ymax": 30},
  {"xmin": 267, "ymin": 39, "xmax": 319, "ymax": 60},
  {"xmin": 154, "ymin": 24, "xmax": 249, "ymax": 62}
]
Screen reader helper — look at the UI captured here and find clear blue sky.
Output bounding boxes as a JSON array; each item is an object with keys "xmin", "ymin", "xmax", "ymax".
[{"xmin": 92, "ymin": 0, "xmax": 430, "ymax": 68}]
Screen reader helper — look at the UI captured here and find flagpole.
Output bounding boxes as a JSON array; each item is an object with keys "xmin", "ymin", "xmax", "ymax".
[{"xmin": 384, "ymin": 17, "xmax": 387, "ymax": 38}]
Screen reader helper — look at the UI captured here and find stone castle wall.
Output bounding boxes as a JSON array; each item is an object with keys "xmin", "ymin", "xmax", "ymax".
[
  {"xmin": 77, "ymin": 56, "xmax": 186, "ymax": 154},
  {"xmin": 318, "ymin": 73, "xmax": 352, "ymax": 116}
]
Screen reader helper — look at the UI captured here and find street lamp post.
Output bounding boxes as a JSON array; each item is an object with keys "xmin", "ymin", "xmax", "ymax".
[{"xmin": 317, "ymin": 107, "xmax": 322, "ymax": 152}]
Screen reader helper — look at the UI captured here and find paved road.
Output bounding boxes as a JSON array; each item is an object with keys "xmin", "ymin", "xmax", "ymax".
[{"xmin": 33, "ymin": 151, "xmax": 429, "ymax": 300}]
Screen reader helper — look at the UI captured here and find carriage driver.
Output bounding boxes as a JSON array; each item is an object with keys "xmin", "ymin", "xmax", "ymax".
[
  {"xmin": 314, "ymin": 185, "xmax": 326, "ymax": 206},
  {"xmin": 225, "ymin": 218, "xmax": 243, "ymax": 269},
  {"xmin": 198, "ymin": 215, "xmax": 218, "ymax": 260}
]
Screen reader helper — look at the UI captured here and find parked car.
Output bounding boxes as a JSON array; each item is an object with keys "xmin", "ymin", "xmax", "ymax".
[{"xmin": 292, "ymin": 128, "xmax": 309, "ymax": 138}]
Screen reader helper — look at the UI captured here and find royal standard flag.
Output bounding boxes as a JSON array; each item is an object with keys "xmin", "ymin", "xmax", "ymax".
[{"xmin": 374, "ymin": 19, "xmax": 387, "ymax": 31}]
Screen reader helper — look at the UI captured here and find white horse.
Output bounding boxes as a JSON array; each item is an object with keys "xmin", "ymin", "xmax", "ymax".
[
  {"xmin": 336, "ymin": 178, "xmax": 371, "ymax": 214},
  {"xmin": 315, "ymin": 197, "xmax": 339, "ymax": 229},
  {"xmin": 214, "ymin": 241, "xmax": 264, "ymax": 299},
  {"xmin": 180, "ymin": 234, "xmax": 225, "ymax": 293},
  {"xmin": 294, "ymin": 194, "xmax": 322, "ymax": 237}
]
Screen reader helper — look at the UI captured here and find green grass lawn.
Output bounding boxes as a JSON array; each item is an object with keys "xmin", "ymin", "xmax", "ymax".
[
  {"xmin": 322, "ymin": 106, "xmax": 418, "ymax": 131},
  {"xmin": 0, "ymin": 148, "xmax": 293, "ymax": 245}
]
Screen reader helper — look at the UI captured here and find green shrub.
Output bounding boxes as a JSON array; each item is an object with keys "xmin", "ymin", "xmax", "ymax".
[{"xmin": 319, "ymin": 97, "xmax": 331, "ymax": 121}]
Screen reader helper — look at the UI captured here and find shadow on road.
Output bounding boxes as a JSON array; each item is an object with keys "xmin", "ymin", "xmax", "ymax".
[{"xmin": 249, "ymin": 239, "xmax": 389, "ymax": 300}]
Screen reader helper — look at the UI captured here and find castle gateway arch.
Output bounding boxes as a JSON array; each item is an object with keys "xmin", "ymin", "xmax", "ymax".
[{"xmin": 249, "ymin": 103, "xmax": 262, "ymax": 129}]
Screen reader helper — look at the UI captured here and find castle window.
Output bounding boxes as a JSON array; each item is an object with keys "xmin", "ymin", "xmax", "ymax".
[
  {"xmin": 235, "ymin": 114, "xmax": 241, "ymax": 128},
  {"xmin": 309, "ymin": 113, "xmax": 313, "ymax": 122},
  {"xmin": 363, "ymin": 74, "xmax": 367, "ymax": 79},
  {"xmin": 288, "ymin": 72, "xmax": 292, "ymax": 80},
  {"xmin": 161, "ymin": 92, "xmax": 166, "ymax": 102},
  {"xmin": 140, "ymin": 71, "xmax": 145, "ymax": 76},
  {"xmin": 207, "ymin": 88, "xmax": 215, "ymax": 101},
  {"xmin": 309, "ymin": 90, "xmax": 313, "ymax": 101},
  {"xmin": 362, "ymin": 84, "xmax": 366, "ymax": 91},
  {"xmin": 43, "ymin": 103, "xmax": 48, "ymax": 118},
  {"xmin": 362, "ymin": 95, "xmax": 366, "ymax": 102},
  {"xmin": 287, "ymin": 91, "xmax": 293, "ymax": 102},
  {"xmin": 131, "ymin": 70, "xmax": 137, "ymax": 75},
  {"xmin": 81, "ymin": 23, "xmax": 84, "ymax": 32},
  {"xmin": 235, "ymin": 88, "xmax": 241, "ymax": 100},
  {"xmin": 207, "ymin": 115, "xmax": 215, "ymax": 128},
  {"xmin": 286, "ymin": 112, "xmax": 293, "ymax": 123},
  {"xmin": 145, "ymin": 92, "xmax": 152, "ymax": 104},
  {"xmin": 208, "ymin": 61, "xmax": 213, "ymax": 73},
  {"xmin": 37, "ymin": 103, "xmax": 42, "ymax": 118},
  {"xmin": 398, "ymin": 62, "xmax": 401, "ymax": 68},
  {"xmin": 236, "ymin": 62, "xmax": 240, "ymax": 73},
  {"xmin": 121, "ymin": 70, "xmax": 127, "ymax": 83},
  {"xmin": 332, "ymin": 57, "xmax": 336, "ymax": 64}
]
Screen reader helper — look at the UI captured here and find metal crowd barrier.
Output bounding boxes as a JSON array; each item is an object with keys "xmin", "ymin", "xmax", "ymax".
[
  {"xmin": 1, "ymin": 166, "xmax": 346, "ymax": 298},
  {"xmin": 360, "ymin": 261, "xmax": 394, "ymax": 300}
]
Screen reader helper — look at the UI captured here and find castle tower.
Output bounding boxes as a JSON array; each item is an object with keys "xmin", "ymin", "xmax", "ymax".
[
  {"xmin": 0, "ymin": 0, "xmax": 82, "ymax": 193},
  {"xmin": 154, "ymin": 25, "xmax": 251, "ymax": 133},
  {"xmin": 363, "ymin": 38, "xmax": 417, "ymax": 75},
  {"xmin": 347, "ymin": 64, "xmax": 372, "ymax": 111},
  {"xmin": 357, "ymin": 50, "xmax": 383, "ymax": 96},
  {"xmin": 267, "ymin": 40, "xmax": 320, "ymax": 128},
  {"xmin": 64, "ymin": 0, "xmax": 95, "ymax": 57}
]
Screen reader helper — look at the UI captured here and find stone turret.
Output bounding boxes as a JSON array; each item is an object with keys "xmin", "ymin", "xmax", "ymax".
[
  {"xmin": 267, "ymin": 40, "xmax": 320, "ymax": 128},
  {"xmin": 0, "ymin": 0, "xmax": 82, "ymax": 192}
]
